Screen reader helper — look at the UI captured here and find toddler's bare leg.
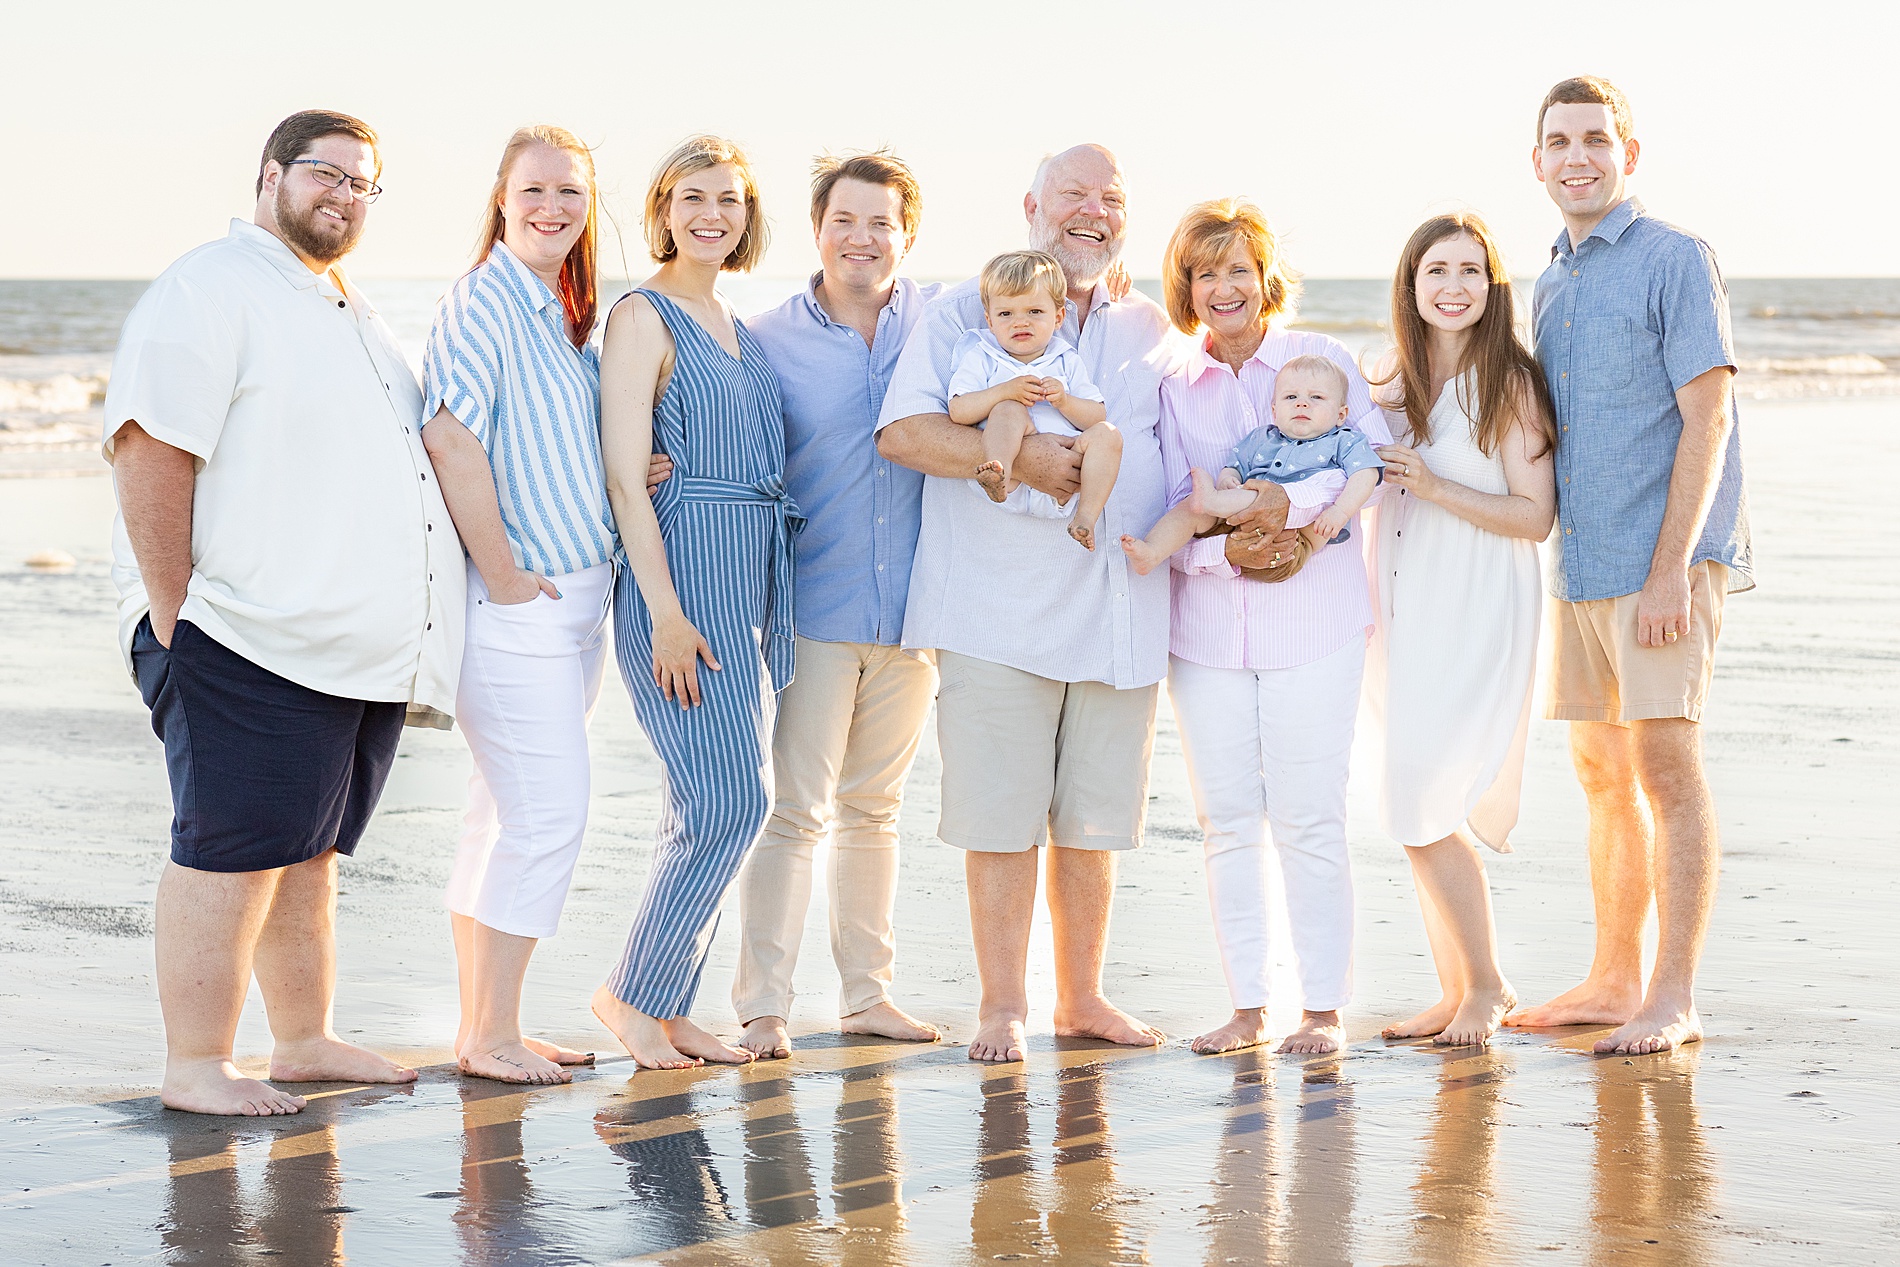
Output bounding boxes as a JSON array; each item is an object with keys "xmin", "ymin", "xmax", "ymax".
[
  {"xmin": 1066, "ymin": 424, "xmax": 1123, "ymax": 550},
  {"xmin": 1119, "ymin": 502, "xmax": 1211, "ymax": 576},
  {"xmin": 976, "ymin": 401, "xmax": 1033, "ymax": 503}
]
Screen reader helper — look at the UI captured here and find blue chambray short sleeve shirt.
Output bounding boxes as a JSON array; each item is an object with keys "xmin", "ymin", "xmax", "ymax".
[
  {"xmin": 1533, "ymin": 199, "xmax": 1753, "ymax": 602},
  {"xmin": 1227, "ymin": 423, "xmax": 1385, "ymax": 487}
]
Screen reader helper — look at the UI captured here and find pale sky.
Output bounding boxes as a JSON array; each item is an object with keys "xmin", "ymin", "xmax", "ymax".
[{"xmin": 6, "ymin": 1, "xmax": 1891, "ymax": 281}]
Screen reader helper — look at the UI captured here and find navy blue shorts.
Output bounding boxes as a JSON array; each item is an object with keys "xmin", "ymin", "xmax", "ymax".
[{"xmin": 132, "ymin": 618, "xmax": 406, "ymax": 873}]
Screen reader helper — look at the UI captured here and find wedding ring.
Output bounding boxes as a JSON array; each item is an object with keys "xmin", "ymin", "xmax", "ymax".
[{"xmin": 1665, "ymin": 631, "xmax": 1679, "ymax": 641}]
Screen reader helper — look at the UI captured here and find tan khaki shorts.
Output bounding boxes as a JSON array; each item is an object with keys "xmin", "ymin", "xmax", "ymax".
[
  {"xmin": 935, "ymin": 650, "xmax": 1159, "ymax": 852},
  {"xmin": 1546, "ymin": 561, "xmax": 1728, "ymax": 725}
]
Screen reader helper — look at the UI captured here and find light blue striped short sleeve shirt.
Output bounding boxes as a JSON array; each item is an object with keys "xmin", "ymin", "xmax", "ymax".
[{"xmin": 422, "ymin": 241, "xmax": 614, "ymax": 577}]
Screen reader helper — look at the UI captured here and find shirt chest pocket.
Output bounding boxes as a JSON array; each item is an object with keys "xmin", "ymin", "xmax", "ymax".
[{"xmin": 1576, "ymin": 315, "xmax": 1642, "ymax": 391}]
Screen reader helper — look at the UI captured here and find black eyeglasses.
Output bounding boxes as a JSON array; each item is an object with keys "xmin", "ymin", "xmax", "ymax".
[{"xmin": 283, "ymin": 159, "xmax": 383, "ymax": 203}]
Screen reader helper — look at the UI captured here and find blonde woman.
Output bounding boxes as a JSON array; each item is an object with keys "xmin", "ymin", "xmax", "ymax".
[
  {"xmin": 421, "ymin": 126, "xmax": 614, "ymax": 1084},
  {"xmin": 591, "ymin": 136, "xmax": 796, "ymax": 1070}
]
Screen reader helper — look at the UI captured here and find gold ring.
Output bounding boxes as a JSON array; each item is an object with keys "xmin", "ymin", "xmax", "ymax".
[{"xmin": 1665, "ymin": 631, "xmax": 1679, "ymax": 641}]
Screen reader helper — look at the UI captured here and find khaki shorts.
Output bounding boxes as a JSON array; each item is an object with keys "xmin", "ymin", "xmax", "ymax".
[
  {"xmin": 1547, "ymin": 561, "xmax": 1728, "ymax": 725},
  {"xmin": 935, "ymin": 650, "xmax": 1159, "ymax": 852}
]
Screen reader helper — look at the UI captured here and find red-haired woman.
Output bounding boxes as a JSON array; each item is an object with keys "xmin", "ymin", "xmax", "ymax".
[
  {"xmin": 1368, "ymin": 212, "xmax": 1558, "ymax": 1047},
  {"xmin": 421, "ymin": 125, "xmax": 616, "ymax": 1085}
]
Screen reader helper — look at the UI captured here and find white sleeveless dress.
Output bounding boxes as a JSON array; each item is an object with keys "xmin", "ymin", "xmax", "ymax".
[{"xmin": 1366, "ymin": 373, "xmax": 1541, "ymax": 851}]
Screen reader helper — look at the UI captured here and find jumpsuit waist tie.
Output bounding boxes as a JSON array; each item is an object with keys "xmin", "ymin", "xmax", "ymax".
[{"xmin": 672, "ymin": 474, "xmax": 805, "ymax": 690}]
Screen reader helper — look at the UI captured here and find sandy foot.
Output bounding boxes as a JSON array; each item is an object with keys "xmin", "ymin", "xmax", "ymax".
[
  {"xmin": 459, "ymin": 1041, "xmax": 571, "ymax": 1085},
  {"xmin": 841, "ymin": 1001, "xmax": 942, "ymax": 1044},
  {"xmin": 1506, "ymin": 977, "xmax": 1642, "ymax": 1028},
  {"xmin": 1055, "ymin": 998, "xmax": 1165, "ymax": 1047},
  {"xmin": 522, "ymin": 1036, "xmax": 595, "ymax": 1066},
  {"xmin": 1191, "ymin": 1010, "xmax": 1270, "ymax": 1055},
  {"xmin": 1278, "ymin": 1011, "xmax": 1345, "ymax": 1055},
  {"xmin": 739, "ymin": 1016, "xmax": 792, "ymax": 1060},
  {"xmin": 162, "ymin": 1059, "xmax": 307, "ymax": 1116},
  {"xmin": 1382, "ymin": 995, "xmax": 1458, "ymax": 1040},
  {"xmin": 661, "ymin": 1017, "xmax": 754, "ymax": 1065},
  {"xmin": 1068, "ymin": 521, "xmax": 1096, "ymax": 551},
  {"xmin": 591, "ymin": 985, "xmax": 701, "ymax": 1070},
  {"xmin": 975, "ymin": 461, "xmax": 1010, "ymax": 503},
  {"xmin": 1436, "ymin": 986, "xmax": 1518, "ymax": 1048},
  {"xmin": 269, "ymin": 1037, "xmax": 417, "ymax": 1085},
  {"xmin": 968, "ymin": 1014, "xmax": 1026, "ymax": 1063},
  {"xmin": 1594, "ymin": 1003, "xmax": 1703, "ymax": 1055}
]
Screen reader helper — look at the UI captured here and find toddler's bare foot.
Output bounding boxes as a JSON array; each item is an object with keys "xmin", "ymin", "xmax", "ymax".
[
  {"xmin": 1068, "ymin": 520, "xmax": 1096, "ymax": 551},
  {"xmin": 1382, "ymin": 995, "xmax": 1458, "ymax": 1040},
  {"xmin": 522, "ymin": 1036, "xmax": 595, "ymax": 1067},
  {"xmin": 591, "ymin": 984, "xmax": 701, "ymax": 1070},
  {"xmin": 1191, "ymin": 1009, "xmax": 1270, "ymax": 1055},
  {"xmin": 1277, "ymin": 1010, "xmax": 1345, "ymax": 1055},
  {"xmin": 459, "ymin": 1040, "xmax": 571, "ymax": 1085},
  {"xmin": 841, "ymin": 1001, "xmax": 941, "ymax": 1043},
  {"xmin": 1119, "ymin": 535, "xmax": 1163, "ymax": 576},
  {"xmin": 739, "ymin": 1016, "xmax": 792, "ymax": 1060},
  {"xmin": 661, "ymin": 1017, "xmax": 754, "ymax": 1065},
  {"xmin": 975, "ymin": 460, "xmax": 1009, "ymax": 503},
  {"xmin": 1187, "ymin": 466, "xmax": 1217, "ymax": 516}
]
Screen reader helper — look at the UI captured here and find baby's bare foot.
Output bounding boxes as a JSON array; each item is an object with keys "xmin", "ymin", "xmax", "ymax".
[
  {"xmin": 1069, "ymin": 521, "xmax": 1096, "ymax": 551},
  {"xmin": 975, "ymin": 461, "xmax": 1009, "ymax": 503}
]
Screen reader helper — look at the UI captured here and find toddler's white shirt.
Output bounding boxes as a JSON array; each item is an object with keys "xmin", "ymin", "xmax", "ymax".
[{"xmin": 947, "ymin": 330, "xmax": 1105, "ymax": 518}]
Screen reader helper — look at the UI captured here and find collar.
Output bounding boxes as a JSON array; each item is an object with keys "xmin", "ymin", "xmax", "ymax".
[
  {"xmin": 487, "ymin": 240, "xmax": 559, "ymax": 313},
  {"xmin": 803, "ymin": 271, "xmax": 909, "ymax": 329},
  {"xmin": 230, "ymin": 217, "xmax": 358, "ymax": 305},
  {"xmin": 1551, "ymin": 197, "xmax": 1645, "ymax": 260},
  {"xmin": 1184, "ymin": 325, "xmax": 1294, "ymax": 385},
  {"xmin": 976, "ymin": 327, "xmax": 1074, "ymax": 364},
  {"xmin": 1067, "ymin": 279, "xmax": 1113, "ymax": 323}
]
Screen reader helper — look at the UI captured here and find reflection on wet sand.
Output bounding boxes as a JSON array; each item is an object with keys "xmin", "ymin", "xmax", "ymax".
[
  {"xmin": 1410, "ymin": 1049, "xmax": 1508, "ymax": 1266},
  {"xmin": 1589, "ymin": 1048, "xmax": 1716, "ymax": 1265},
  {"xmin": 162, "ymin": 1122, "xmax": 347, "ymax": 1266}
]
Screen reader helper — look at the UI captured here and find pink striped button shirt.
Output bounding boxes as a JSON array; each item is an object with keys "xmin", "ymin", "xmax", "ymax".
[{"xmin": 1158, "ymin": 329, "xmax": 1392, "ymax": 672}]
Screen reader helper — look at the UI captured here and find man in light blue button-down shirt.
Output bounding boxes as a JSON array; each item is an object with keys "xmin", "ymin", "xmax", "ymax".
[
  {"xmin": 730, "ymin": 153, "xmax": 946, "ymax": 1060},
  {"xmin": 1508, "ymin": 77, "xmax": 1751, "ymax": 1059}
]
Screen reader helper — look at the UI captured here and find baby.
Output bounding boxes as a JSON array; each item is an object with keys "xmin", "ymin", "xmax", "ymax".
[
  {"xmin": 948, "ymin": 250, "xmax": 1121, "ymax": 550},
  {"xmin": 1120, "ymin": 354, "xmax": 1383, "ymax": 576}
]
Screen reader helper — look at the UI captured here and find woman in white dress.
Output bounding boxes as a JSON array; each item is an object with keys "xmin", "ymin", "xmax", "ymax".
[{"xmin": 1367, "ymin": 212, "xmax": 1558, "ymax": 1046}]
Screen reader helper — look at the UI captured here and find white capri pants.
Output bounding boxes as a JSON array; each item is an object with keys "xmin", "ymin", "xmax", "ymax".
[
  {"xmin": 445, "ymin": 558, "xmax": 613, "ymax": 939},
  {"xmin": 1168, "ymin": 636, "xmax": 1364, "ymax": 1013}
]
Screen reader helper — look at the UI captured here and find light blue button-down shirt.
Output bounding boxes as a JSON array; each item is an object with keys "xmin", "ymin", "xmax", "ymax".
[
  {"xmin": 747, "ymin": 273, "xmax": 943, "ymax": 645},
  {"xmin": 1533, "ymin": 198, "xmax": 1753, "ymax": 602}
]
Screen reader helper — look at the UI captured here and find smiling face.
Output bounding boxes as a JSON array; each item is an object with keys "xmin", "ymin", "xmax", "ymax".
[
  {"xmin": 668, "ymin": 162, "xmax": 751, "ymax": 266},
  {"xmin": 1534, "ymin": 102, "xmax": 1639, "ymax": 230},
  {"xmin": 985, "ymin": 288, "xmax": 1062, "ymax": 361},
  {"xmin": 816, "ymin": 177, "xmax": 908, "ymax": 294},
  {"xmin": 1271, "ymin": 365, "xmax": 1350, "ymax": 438},
  {"xmin": 499, "ymin": 143, "xmax": 589, "ymax": 279},
  {"xmin": 1025, "ymin": 146, "xmax": 1126, "ymax": 291},
  {"xmin": 265, "ymin": 133, "xmax": 375, "ymax": 267},
  {"xmin": 1414, "ymin": 232, "xmax": 1490, "ymax": 335},
  {"xmin": 1190, "ymin": 241, "xmax": 1265, "ymax": 342}
]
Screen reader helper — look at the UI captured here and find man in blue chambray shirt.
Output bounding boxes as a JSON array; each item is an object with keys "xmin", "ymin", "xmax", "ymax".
[
  {"xmin": 727, "ymin": 152, "xmax": 947, "ymax": 1060},
  {"xmin": 1507, "ymin": 77, "xmax": 1752, "ymax": 1056}
]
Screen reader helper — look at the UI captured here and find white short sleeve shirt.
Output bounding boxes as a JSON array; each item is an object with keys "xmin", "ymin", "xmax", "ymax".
[{"xmin": 104, "ymin": 219, "xmax": 465, "ymax": 722}]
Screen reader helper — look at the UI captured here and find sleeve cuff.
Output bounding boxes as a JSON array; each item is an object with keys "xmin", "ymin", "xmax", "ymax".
[{"xmin": 1174, "ymin": 534, "xmax": 1238, "ymax": 577}]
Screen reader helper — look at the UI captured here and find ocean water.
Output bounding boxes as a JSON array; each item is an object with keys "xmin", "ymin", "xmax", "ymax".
[{"xmin": 4, "ymin": 275, "xmax": 1897, "ymax": 464}]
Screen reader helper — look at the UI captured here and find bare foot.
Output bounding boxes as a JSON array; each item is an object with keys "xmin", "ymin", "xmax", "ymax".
[
  {"xmin": 1382, "ymin": 995, "xmax": 1458, "ymax": 1040},
  {"xmin": 1054, "ymin": 997, "xmax": 1165, "ymax": 1047},
  {"xmin": 522, "ymin": 1036, "xmax": 595, "ymax": 1067},
  {"xmin": 1068, "ymin": 520, "xmax": 1096, "ymax": 551},
  {"xmin": 661, "ymin": 1017, "xmax": 754, "ymax": 1065},
  {"xmin": 270, "ymin": 1036, "xmax": 417, "ymax": 1085},
  {"xmin": 1186, "ymin": 466, "xmax": 1218, "ymax": 516},
  {"xmin": 1436, "ymin": 985, "xmax": 1518, "ymax": 1048},
  {"xmin": 162, "ymin": 1058, "xmax": 307, "ymax": 1116},
  {"xmin": 975, "ymin": 460, "xmax": 1009, "ymax": 503},
  {"xmin": 969, "ymin": 1013, "xmax": 1026, "ymax": 1063},
  {"xmin": 1119, "ymin": 535, "xmax": 1163, "ymax": 576},
  {"xmin": 1594, "ymin": 1002, "xmax": 1703, "ymax": 1055},
  {"xmin": 1506, "ymin": 976, "xmax": 1642, "ymax": 1029},
  {"xmin": 739, "ymin": 1016, "xmax": 792, "ymax": 1060},
  {"xmin": 460, "ymin": 1040, "xmax": 571, "ymax": 1086},
  {"xmin": 1191, "ymin": 1009, "xmax": 1269, "ymax": 1055},
  {"xmin": 1277, "ymin": 1010, "xmax": 1345, "ymax": 1055},
  {"xmin": 841, "ymin": 1001, "xmax": 942, "ymax": 1043},
  {"xmin": 590, "ymin": 984, "xmax": 701, "ymax": 1070}
]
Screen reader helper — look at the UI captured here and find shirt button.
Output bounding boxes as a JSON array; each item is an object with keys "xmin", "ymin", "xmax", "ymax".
[
  {"xmin": 876, "ymin": 516, "xmax": 885, "ymax": 525},
  {"xmin": 1563, "ymin": 321, "xmax": 1571, "ymax": 328},
  {"xmin": 1571, "ymin": 270, "xmax": 1579, "ymax": 277},
  {"xmin": 337, "ymin": 300, "xmax": 346, "ymax": 308},
  {"xmin": 1565, "ymin": 527, "xmax": 1573, "ymax": 535},
  {"xmin": 1562, "ymin": 425, "xmax": 1569, "ymax": 432},
  {"xmin": 420, "ymin": 473, "xmax": 427, "ymax": 481},
  {"xmin": 426, "ymin": 622, "xmax": 433, "ymax": 629},
  {"xmin": 876, "ymin": 563, "xmax": 885, "ymax": 571},
  {"xmin": 1561, "ymin": 372, "xmax": 1567, "ymax": 378}
]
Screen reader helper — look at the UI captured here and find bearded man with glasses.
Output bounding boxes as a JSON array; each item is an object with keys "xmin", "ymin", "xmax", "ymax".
[{"xmin": 104, "ymin": 110, "xmax": 463, "ymax": 1115}]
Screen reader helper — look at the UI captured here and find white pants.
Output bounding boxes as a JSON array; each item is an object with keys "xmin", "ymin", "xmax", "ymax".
[
  {"xmin": 1168, "ymin": 637, "xmax": 1364, "ymax": 1013},
  {"xmin": 445, "ymin": 559, "xmax": 612, "ymax": 939}
]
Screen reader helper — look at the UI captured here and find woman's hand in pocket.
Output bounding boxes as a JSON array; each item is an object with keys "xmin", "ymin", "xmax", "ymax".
[
  {"xmin": 652, "ymin": 611, "xmax": 720, "ymax": 707},
  {"xmin": 486, "ymin": 568, "xmax": 562, "ymax": 606}
]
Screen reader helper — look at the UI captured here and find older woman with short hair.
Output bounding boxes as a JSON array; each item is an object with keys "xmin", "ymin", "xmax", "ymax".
[{"xmin": 1152, "ymin": 198, "xmax": 1394, "ymax": 1057}]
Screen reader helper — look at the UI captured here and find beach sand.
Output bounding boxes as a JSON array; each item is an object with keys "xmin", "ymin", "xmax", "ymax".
[{"xmin": 0, "ymin": 398, "xmax": 1894, "ymax": 1264}]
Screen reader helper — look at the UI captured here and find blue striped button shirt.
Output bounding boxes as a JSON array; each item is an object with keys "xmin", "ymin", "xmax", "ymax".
[
  {"xmin": 747, "ymin": 273, "xmax": 943, "ymax": 645},
  {"xmin": 422, "ymin": 241, "xmax": 614, "ymax": 577}
]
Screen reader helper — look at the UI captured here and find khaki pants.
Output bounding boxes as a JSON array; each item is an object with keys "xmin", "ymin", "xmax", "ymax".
[{"xmin": 733, "ymin": 637, "xmax": 937, "ymax": 1024}]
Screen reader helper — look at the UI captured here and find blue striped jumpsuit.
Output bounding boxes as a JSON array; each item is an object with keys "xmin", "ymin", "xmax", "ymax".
[{"xmin": 605, "ymin": 289, "xmax": 802, "ymax": 1018}]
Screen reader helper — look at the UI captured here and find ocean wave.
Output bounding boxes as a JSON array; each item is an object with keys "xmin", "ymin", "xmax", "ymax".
[
  {"xmin": 1748, "ymin": 306, "xmax": 1900, "ymax": 321},
  {"xmin": 0, "ymin": 373, "xmax": 108, "ymax": 418},
  {"xmin": 1738, "ymin": 354, "xmax": 1890, "ymax": 376}
]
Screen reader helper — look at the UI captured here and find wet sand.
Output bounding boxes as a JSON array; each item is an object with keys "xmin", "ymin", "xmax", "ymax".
[{"xmin": 1, "ymin": 398, "xmax": 1895, "ymax": 1263}]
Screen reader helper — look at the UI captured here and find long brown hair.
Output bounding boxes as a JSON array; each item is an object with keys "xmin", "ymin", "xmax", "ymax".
[
  {"xmin": 475, "ymin": 126, "xmax": 598, "ymax": 348},
  {"xmin": 1380, "ymin": 212, "xmax": 1556, "ymax": 458}
]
